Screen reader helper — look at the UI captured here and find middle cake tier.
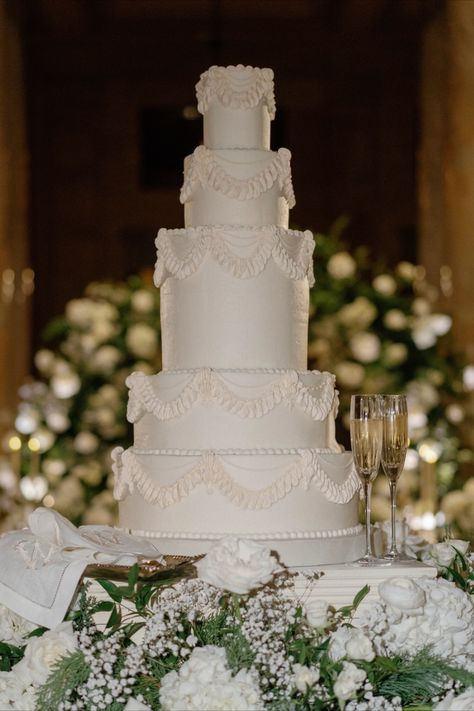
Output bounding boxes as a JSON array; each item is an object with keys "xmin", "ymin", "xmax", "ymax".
[
  {"xmin": 126, "ymin": 368, "xmax": 341, "ymax": 451},
  {"xmin": 156, "ymin": 225, "xmax": 315, "ymax": 370}
]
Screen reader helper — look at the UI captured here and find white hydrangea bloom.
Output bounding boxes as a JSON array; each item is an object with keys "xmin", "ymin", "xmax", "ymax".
[
  {"xmin": 329, "ymin": 626, "xmax": 375, "ymax": 662},
  {"xmin": 333, "ymin": 661, "xmax": 366, "ymax": 701},
  {"xmin": 433, "ymin": 687, "xmax": 474, "ymax": 710},
  {"xmin": 366, "ymin": 577, "xmax": 474, "ymax": 662},
  {"xmin": 159, "ymin": 645, "xmax": 263, "ymax": 710},
  {"xmin": 338, "ymin": 297, "xmax": 377, "ymax": 329}
]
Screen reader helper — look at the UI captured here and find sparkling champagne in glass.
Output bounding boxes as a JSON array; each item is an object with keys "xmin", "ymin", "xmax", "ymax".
[
  {"xmin": 350, "ymin": 394, "xmax": 387, "ymax": 566},
  {"xmin": 381, "ymin": 394, "xmax": 409, "ymax": 560}
]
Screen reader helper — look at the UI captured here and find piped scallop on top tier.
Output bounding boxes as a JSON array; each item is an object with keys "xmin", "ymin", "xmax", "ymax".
[{"xmin": 196, "ymin": 65, "xmax": 275, "ymax": 149}]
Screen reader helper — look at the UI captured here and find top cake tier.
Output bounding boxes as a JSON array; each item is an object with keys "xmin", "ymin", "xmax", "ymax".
[{"xmin": 196, "ymin": 65, "xmax": 275, "ymax": 150}]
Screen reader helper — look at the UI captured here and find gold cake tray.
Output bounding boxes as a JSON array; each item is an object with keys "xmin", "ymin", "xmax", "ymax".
[{"xmin": 84, "ymin": 555, "xmax": 201, "ymax": 583}]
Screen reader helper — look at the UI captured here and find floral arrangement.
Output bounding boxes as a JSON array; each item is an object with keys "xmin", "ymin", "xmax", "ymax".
[
  {"xmin": 2, "ymin": 223, "xmax": 473, "ymax": 532},
  {"xmin": 0, "ymin": 536, "xmax": 473, "ymax": 710}
]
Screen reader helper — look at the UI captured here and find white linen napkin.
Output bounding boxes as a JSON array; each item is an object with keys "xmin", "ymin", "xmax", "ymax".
[{"xmin": 0, "ymin": 507, "xmax": 164, "ymax": 629}]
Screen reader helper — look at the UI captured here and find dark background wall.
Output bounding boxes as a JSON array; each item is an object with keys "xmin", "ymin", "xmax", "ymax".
[{"xmin": 22, "ymin": 0, "xmax": 441, "ymax": 349}]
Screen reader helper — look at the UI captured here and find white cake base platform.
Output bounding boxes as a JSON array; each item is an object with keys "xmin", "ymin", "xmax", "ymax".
[{"xmin": 291, "ymin": 560, "xmax": 438, "ymax": 608}]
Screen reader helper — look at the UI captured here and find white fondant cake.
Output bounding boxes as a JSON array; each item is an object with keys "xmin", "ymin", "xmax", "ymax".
[{"xmin": 113, "ymin": 65, "xmax": 364, "ymax": 565}]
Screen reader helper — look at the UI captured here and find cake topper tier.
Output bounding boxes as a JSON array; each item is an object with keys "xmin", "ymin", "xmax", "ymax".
[{"xmin": 196, "ymin": 65, "xmax": 275, "ymax": 150}]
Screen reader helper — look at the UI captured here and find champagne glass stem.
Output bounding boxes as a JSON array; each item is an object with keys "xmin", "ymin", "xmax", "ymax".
[
  {"xmin": 389, "ymin": 480, "xmax": 398, "ymax": 556},
  {"xmin": 363, "ymin": 481, "xmax": 373, "ymax": 558}
]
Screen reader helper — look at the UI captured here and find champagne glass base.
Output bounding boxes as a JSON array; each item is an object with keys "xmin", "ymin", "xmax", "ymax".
[
  {"xmin": 383, "ymin": 551, "xmax": 419, "ymax": 563},
  {"xmin": 347, "ymin": 555, "xmax": 391, "ymax": 568}
]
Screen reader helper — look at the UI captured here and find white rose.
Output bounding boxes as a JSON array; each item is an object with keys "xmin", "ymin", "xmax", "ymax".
[
  {"xmin": 42, "ymin": 458, "xmax": 67, "ymax": 479},
  {"xmin": 34, "ymin": 349, "xmax": 56, "ymax": 375},
  {"xmin": 50, "ymin": 371, "xmax": 81, "ymax": 399},
  {"xmin": 293, "ymin": 663, "xmax": 320, "ymax": 692},
  {"xmin": 373, "ymin": 274, "xmax": 397, "ymax": 296},
  {"xmin": 412, "ymin": 297, "xmax": 431, "ymax": 316},
  {"xmin": 333, "ymin": 661, "xmax": 366, "ymax": 701},
  {"xmin": 338, "ymin": 297, "xmax": 377, "ymax": 328},
  {"xmin": 196, "ymin": 537, "xmax": 281, "ymax": 594},
  {"xmin": 334, "ymin": 361, "xmax": 365, "ymax": 388},
  {"xmin": 303, "ymin": 599, "xmax": 330, "ymax": 628},
  {"xmin": 396, "ymin": 261, "xmax": 417, "ymax": 281},
  {"xmin": 89, "ymin": 345, "xmax": 122, "ymax": 374},
  {"xmin": 378, "ymin": 577, "xmax": 426, "ymax": 617},
  {"xmin": 433, "ymin": 687, "xmax": 474, "ymax": 710},
  {"xmin": 90, "ymin": 319, "xmax": 116, "ymax": 344},
  {"xmin": 126, "ymin": 323, "xmax": 158, "ymax": 359},
  {"xmin": 446, "ymin": 404, "xmax": 464, "ymax": 424},
  {"xmin": 327, "ymin": 252, "xmax": 356, "ymax": 279},
  {"xmin": 384, "ymin": 343, "xmax": 408, "ymax": 366},
  {"xmin": 123, "ymin": 697, "xmax": 152, "ymax": 711},
  {"xmin": 73, "ymin": 431, "xmax": 99, "ymax": 455},
  {"xmin": 349, "ymin": 332, "xmax": 381, "ymax": 363},
  {"xmin": 131, "ymin": 290, "xmax": 155, "ymax": 314},
  {"xmin": 430, "ymin": 313, "xmax": 452, "ymax": 336},
  {"xmin": 422, "ymin": 540, "xmax": 470, "ymax": 571},
  {"xmin": 65, "ymin": 298, "xmax": 95, "ymax": 327},
  {"xmin": 329, "ymin": 626, "xmax": 375, "ymax": 662},
  {"xmin": 0, "ymin": 605, "xmax": 36, "ymax": 645},
  {"xmin": 463, "ymin": 365, "xmax": 474, "ymax": 391},
  {"xmin": 384, "ymin": 309, "xmax": 407, "ymax": 330},
  {"xmin": 412, "ymin": 320, "xmax": 437, "ymax": 349},
  {"xmin": 16, "ymin": 621, "xmax": 77, "ymax": 685}
]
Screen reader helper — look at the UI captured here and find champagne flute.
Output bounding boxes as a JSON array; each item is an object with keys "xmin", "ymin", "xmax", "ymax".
[
  {"xmin": 350, "ymin": 394, "xmax": 388, "ymax": 566},
  {"xmin": 381, "ymin": 394, "xmax": 409, "ymax": 560}
]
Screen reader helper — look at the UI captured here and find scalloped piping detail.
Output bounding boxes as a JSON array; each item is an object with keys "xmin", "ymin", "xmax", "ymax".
[
  {"xmin": 119, "ymin": 525, "xmax": 363, "ymax": 541},
  {"xmin": 112, "ymin": 448, "xmax": 359, "ymax": 508},
  {"xmin": 179, "ymin": 146, "xmax": 295, "ymax": 207},
  {"xmin": 195, "ymin": 65, "xmax": 276, "ymax": 118},
  {"xmin": 126, "ymin": 369, "xmax": 336, "ymax": 423},
  {"xmin": 153, "ymin": 226, "xmax": 314, "ymax": 286}
]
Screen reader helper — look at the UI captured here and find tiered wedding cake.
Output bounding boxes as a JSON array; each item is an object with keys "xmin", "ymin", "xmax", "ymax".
[{"xmin": 113, "ymin": 65, "xmax": 365, "ymax": 565}]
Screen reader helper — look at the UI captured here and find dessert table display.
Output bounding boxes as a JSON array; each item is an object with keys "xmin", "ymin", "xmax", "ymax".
[
  {"xmin": 0, "ymin": 65, "xmax": 472, "ymax": 710},
  {"xmin": 0, "ymin": 516, "xmax": 471, "ymax": 710}
]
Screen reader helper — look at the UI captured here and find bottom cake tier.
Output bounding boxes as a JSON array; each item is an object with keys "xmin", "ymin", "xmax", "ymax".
[{"xmin": 113, "ymin": 447, "xmax": 365, "ymax": 566}]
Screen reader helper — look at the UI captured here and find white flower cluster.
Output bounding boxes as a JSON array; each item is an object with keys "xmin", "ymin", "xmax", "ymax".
[
  {"xmin": 0, "ymin": 622, "xmax": 77, "ymax": 710},
  {"xmin": 160, "ymin": 645, "xmax": 263, "ymax": 710},
  {"xmin": 196, "ymin": 537, "xmax": 281, "ymax": 594},
  {"xmin": 358, "ymin": 576, "xmax": 474, "ymax": 664}
]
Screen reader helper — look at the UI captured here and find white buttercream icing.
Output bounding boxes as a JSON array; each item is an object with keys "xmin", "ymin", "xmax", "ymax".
[
  {"xmin": 154, "ymin": 226, "xmax": 315, "ymax": 286},
  {"xmin": 113, "ymin": 447, "xmax": 359, "ymax": 508}
]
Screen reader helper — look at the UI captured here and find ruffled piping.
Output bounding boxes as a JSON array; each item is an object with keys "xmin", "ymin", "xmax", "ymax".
[
  {"xmin": 195, "ymin": 65, "xmax": 276, "ymax": 118},
  {"xmin": 179, "ymin": 146, "xmax": 295, "ymax": 207},
  {"xmin": 153, "ymin": 226, "xmax": 315, "ymax": 287},
  {"xmin": 112, "ymin": 447, "xmax": 359, "ymax": 508},
  {"xmin": 126, "ymin": 369, "xmax": 336, "ymax": 423}
]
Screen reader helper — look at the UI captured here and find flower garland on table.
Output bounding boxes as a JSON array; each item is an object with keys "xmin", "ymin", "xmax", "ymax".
[
  {"xmin": 2, "ymin": 222, "xmax": 473, "ymax": 531},
  {"xmin": 0, "ymin": 537, "xmax": 473, "ymax": 710}
]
